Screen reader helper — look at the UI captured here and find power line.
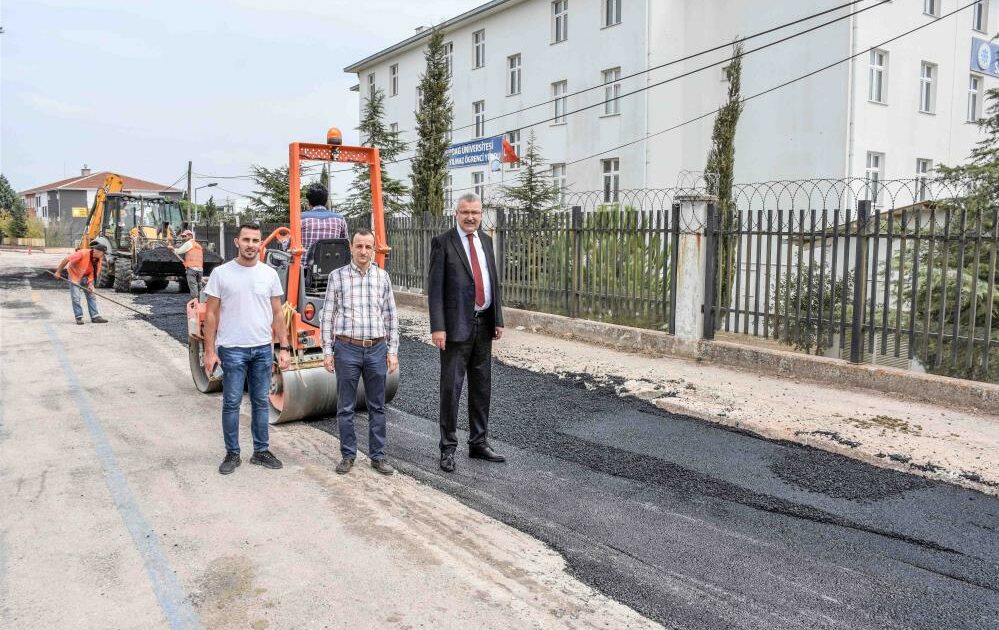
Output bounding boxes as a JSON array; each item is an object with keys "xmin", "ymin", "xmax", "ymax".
[
  {"xmin": 324, "ymin": 0, "xmax": 888, "ymax": 176},
  {"xmin": 450, "ymin": 0, "xmax": 886, "ymax": 135},
  {"xmin": 190, "ymin": 0, "xmax": 887, "ymax": 183},
  {"xmin": 443, "ymin": 0, "xmax": 977, "ymax": 196}
]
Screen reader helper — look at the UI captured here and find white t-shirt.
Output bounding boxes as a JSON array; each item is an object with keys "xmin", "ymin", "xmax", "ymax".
[{"xmin": 204, "ymin": 260, "xmax": 284, "ymax": 348}]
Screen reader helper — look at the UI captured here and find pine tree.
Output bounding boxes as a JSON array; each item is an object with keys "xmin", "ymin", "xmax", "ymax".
[
  {"xmin": 319, "ymin": 164, "xmax": 331, "ymax": 207},
  {"xmin": 704, "ymin": 42, "xmax": 744, "ymax": 329},
  {"xmin": 410, "ymin": 27, "xmax": 453, "ymax": 216},
  {"xmin": 907, "ymin": 87, "xmax": 999, "ymax": 380},
  {"xmin": 0, "ymin": 174, "xmax": 28, "ymax": 237},
  {"xmin": 345, "ymin": 87, "xmax": 409, "ymax": 216},
  {"xmin": 499, "ymin": 131, "xmax": 561, "ymax": 213}
]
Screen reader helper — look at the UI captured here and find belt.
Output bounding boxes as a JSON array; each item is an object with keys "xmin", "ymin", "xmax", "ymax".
[
  {"xmin": 337, "ymin": 336, "xmax": 385, "ymax": 348},
  {"xmin": 472, "ymin": 309, "xmax": 490, "ymax": 318}
]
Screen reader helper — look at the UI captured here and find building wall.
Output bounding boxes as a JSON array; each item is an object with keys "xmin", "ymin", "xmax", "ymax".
[{"xmin": 350, "ymin": 0, "xmax": 994, "ymax": 203}]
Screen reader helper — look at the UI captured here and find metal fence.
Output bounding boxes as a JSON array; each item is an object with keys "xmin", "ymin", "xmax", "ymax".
[{"xmin": 705, "ymin": 179, "xmax": 998, "ymax": 383}]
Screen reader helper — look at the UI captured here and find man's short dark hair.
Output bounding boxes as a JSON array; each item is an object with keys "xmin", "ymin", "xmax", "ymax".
[
  {"xmin": 237, "ymin": 222, "xmax": 262, "ymax": 238},
  {"xmin": 351, "ymin": 228, "xmax": 374, "ymax": 243},
  {"xmin": 306, "ymin": 183, "xmax": 328, "ymax": 208}
]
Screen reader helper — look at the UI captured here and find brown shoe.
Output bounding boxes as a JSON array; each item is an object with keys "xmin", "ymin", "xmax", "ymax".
[
  {"xmin": 335, "ymin": 458, "xmax": 355, "ymax": 474},
  {"xmin": 370, "ymin": 459, "xmax": 395, "ymax": 475},
  {"xmin": 91, "ymin": 316, "xmax": 109, "ymax": 323}
]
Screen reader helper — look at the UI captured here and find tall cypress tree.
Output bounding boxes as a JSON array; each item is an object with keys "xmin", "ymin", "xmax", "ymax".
[
  {"xmin": 346, "ymin": 87, "xmax": 409, "ymax": 216},
  {"xmin": 319, "ymin": 164, "xmax": 331, "ymax": 207},
  {"xmin": 704, "ymin": 42, "xmax": 744, "ymax": 328},
  {"xmin": 410, "ymin": 27, "xmax": 453, "ymax": 216}
]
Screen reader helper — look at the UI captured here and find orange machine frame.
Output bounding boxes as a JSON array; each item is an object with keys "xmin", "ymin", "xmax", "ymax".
[{"xmin": 255, "ymin": 141, "xmax": 389, "ymax": 352}]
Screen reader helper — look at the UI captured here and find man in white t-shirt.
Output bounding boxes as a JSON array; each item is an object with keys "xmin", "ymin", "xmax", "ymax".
[{"xmin": 203, "ymin": 223, "xmax": 291, "ymax": 475}]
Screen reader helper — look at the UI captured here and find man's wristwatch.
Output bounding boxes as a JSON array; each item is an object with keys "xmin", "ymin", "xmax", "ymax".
[{"xmin": 278, "ymin": 345, "xmax": 292, "ymax": 352}]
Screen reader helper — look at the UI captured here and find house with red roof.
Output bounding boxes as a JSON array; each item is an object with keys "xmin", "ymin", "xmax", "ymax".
[{"xmin": 18, "ymin": 165, "xmax": 183, "ymax": 226}]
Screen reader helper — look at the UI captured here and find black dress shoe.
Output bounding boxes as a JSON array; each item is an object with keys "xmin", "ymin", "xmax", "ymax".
[
  {"xmin": 439, "ymin": 452, "xmax": 456, "ymax": 472},
  {"xmin": 469, "ymin": 445, "xmax": 506, "ymax": 463}
]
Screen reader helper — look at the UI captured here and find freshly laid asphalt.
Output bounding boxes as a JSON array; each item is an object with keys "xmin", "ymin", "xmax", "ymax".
[{"xmin": 121, "ymin": 282, "xmax": 999, "ymax": 630}]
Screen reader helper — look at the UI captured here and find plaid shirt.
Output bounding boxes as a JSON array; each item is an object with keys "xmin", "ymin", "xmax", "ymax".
[
  {"xmin": 302, "ymin": 208, "xmax": 348, "ymax": 257},
  {"xmin": 321, "ymin": 261, "xmax": 399, "ymax": 356}
]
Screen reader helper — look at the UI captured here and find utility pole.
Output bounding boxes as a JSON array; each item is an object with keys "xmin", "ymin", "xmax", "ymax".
[{"xmin": 186, "ymin": 161, "xmax": 192, "ymax": 203}]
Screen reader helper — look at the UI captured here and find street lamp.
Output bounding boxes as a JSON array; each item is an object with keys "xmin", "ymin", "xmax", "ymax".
[{"xmin": 193, "ymin": 182, "xmax": 217, "ymax": 222}]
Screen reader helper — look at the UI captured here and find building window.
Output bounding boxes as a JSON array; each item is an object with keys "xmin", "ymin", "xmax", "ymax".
[
  {"xmin": 473, "ymin": 171, "xmax": 485, "ymax": 200},
  {"xmin": 473, "ymin": 30, "xmax": 486, "ymax": 68},
  {"xmin": 552, "ymin": 80, "xmax": 567, "ymax": 124},
  {"xmin": 602, "ymin": 67, "xmax": 621, "ymax": 115},
  {"xmin": 444, "ymin": 41, "xmax": 454, "ymax": 77},
  {"xmin": 506, "ymin": 130, "xmax": 521, "ymax": 169},
  {"xmin": 507, "ymin": 54, "xmax": 522, "ymax": 96},
  {"xmin": 603, "ymin": 0, "xmax": 621, "ymax": 27},
  {"xmin": 865, "ymin": 152, "xmax": 884, "ymax": 206},
  {"xmin": 473, "ymin": 100, "xmax": 486, "ymax": 138},
  {"xmin": 445, "ymin": 174, "xmax": 453, "ymax": 209},
  {"xmin": 602, "ymin": 158, "xmax": 620, "ymax": 203},
  {"xmin": 389, "ymin": 64, "xmax": 398, "ymax": 97},
  {"xmin": 551, "ymin": 163, "xmax": 566, "ymax": 204},
  {"xmin": 919, "ymin": 62, "xmax": 936, "ymax": 114},
  {"xmin": 973, "ymin": 1, "xmax": 989, "ymax": 32},
  {"xmin": 969, "ymin": 74, "xmax": 983, "ymax": 122},
  {"xmin": 367, "ymin": 73, "xmax": 376, "ymax": 98},
  {"xmin": 552, "ymin": 1, "xmax": 568, "ymax": 43},
  {"xmin": 869, "ymin": 49, "xmax": 887, "ymax": 103},
  {"xmin": 389, "ymin": 122, "xmax": 399, "ymax": 134},
  {"xmin": 916, "ymin": 159, "xmax": 933, "ymax": 202},
  {"xmin": 923, "ymin": 0, "xmax": 939, "ymax": 17}
]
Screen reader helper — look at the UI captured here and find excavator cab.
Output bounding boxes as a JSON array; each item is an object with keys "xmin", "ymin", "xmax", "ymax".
[
  {"xmin": 186, "ymin": 127, "xmax": 398, "ymax": 424},
  {"xmin": 95, "ymin": 193, "xmax": 222, "ymax": 292}
]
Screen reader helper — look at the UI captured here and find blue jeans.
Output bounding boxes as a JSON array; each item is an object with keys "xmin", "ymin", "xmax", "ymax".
[
  {"xmin": 334, "ymin": 340, "xmax": 388, "ymax": 460},
  {"xmin": 218, "ymin": 344, "xmax": 272, "ymax": 454},
  {"xmin": 69, "ymin": 277, "xmax": 100, "ymax": 320}
]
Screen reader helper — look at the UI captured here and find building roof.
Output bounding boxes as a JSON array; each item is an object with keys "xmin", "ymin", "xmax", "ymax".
[
  {"xmin": 19, "ymin": 171, "xmax": 182, "ymax": 196},
  {"xmin": 343, "ymin": 0, "xmax": 523, "ymax": 73}
]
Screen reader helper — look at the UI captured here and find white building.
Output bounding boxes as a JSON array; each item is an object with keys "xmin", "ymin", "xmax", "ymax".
[{"xmin": 344, "ymin": 0, "xmax": 997, "ymax": 206}]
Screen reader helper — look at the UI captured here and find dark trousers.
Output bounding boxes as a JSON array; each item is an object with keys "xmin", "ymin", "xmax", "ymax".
[
  {"xmin": 334, "ymin": 339, "xmax": 388, "ymax": 460},
  {"xmin": 439, "ymin": 315, "xmax": 493, "ymax": 454}
]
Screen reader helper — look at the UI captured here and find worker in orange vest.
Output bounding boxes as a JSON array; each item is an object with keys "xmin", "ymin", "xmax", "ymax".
[
  {"xmin": 169, "ymin": 229, "xmax": 204, "ymax": 298},
  {"xmin": 54, "ymin": 239, "xmax": 110, "ymax": 325}
]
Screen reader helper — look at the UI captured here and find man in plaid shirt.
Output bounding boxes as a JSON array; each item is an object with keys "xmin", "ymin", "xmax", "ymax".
[
  {"xmin": 321, "ymin": 228, "xmax": 399, "ymax": 476},
  {"xmin": 302, "ymin": 183, "xmax": 347, "ymax": 264}
]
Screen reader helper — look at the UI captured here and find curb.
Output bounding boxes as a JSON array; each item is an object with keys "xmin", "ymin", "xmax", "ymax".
[{"xmin": 394, "ymin": 290, "xmax": 999, "ymax": 415}]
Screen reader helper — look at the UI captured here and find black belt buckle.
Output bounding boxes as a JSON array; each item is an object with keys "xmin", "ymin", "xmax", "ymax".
[{"xmin": 472, "ymin": 309, "xmax": 485, "ymax": 319}]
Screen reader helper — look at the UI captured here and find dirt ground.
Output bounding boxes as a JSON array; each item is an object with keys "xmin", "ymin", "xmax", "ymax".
[
  {"xmin": 0, "ymin": 251, "xmax": 659, "ymax": 630},
  {"xmin": 397, "ymin": 306, "xmax": 999, "ymax": 495}
]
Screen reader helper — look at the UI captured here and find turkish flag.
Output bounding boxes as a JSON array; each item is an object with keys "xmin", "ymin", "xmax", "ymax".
[{"xmin": 501, "ymin": 137, "xmax": 520, "ymax": 163}]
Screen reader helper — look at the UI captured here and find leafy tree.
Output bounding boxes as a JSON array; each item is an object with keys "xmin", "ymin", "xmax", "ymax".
[
  {"xmin": 705, "ymin": 42, "xmax": 744, "ymax": 329},
  {"xmin": 771, "ymin": 264, "xmax": 854, "ymax": 354},
  {"xmin": 319, "ymin": 164, "xmax": 331, "ymax": 206},
  {"xmin": 410, "ymin": 26, "xmax": 453, "ymax": 216},
  {"xmin": 905, "ymin": 87, "xmax": 999, "ymax": 381},
  {"xmin": 498, "ymin": 131, "xmax": 561, "ymax": 213},
  {"xmin": 345, "ymin": 87, "xmax": 409, "ymax": 216},
  {"xmin": 0, "ymin": 174, "xmax": 27, "ymax": 237},
  {"xmin": 247, "ymin": 165, "xmax": 310, "ymax": 222}
]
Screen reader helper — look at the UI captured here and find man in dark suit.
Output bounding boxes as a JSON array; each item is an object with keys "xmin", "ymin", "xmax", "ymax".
[{"xmin": 428, "ymin": 192, "xmax": 506, "ymax": 473}]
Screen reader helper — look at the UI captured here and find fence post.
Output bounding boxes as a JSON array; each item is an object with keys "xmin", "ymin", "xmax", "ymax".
[
  {"xmin": 669, "ymin": 202, "xmax": 681, "ymax": 335},
  {"xmin": 218, "ymin": 221, "xmax": 225, "ymax": 260},
  {"xmin": 421, "ymin": 212, "xmax": 431, "ymax": 295},
  {"xmin": 672, "ymin": 195, "xmax": 717, "ymax": 341},
  {"xmin": 850, "ymin": 200, "xmax": 871, "ymax": 364},
  {"xmin": 495, "ymin": 207, "xmax": 506, "ymax": 299},
  {"xmin": 570, "ymin": 206, "xmax": 583, "ymax": 318}
]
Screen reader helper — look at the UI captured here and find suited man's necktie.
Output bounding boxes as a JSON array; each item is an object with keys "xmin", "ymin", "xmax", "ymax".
[{"xmin": 467, "ymin": 233, "xmax": 486, "ymax": 308}]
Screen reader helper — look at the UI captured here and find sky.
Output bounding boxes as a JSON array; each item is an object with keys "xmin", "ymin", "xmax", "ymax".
[{"xmin": 0, "ymin": 0, "xmax": 484, "ymax": 207}]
